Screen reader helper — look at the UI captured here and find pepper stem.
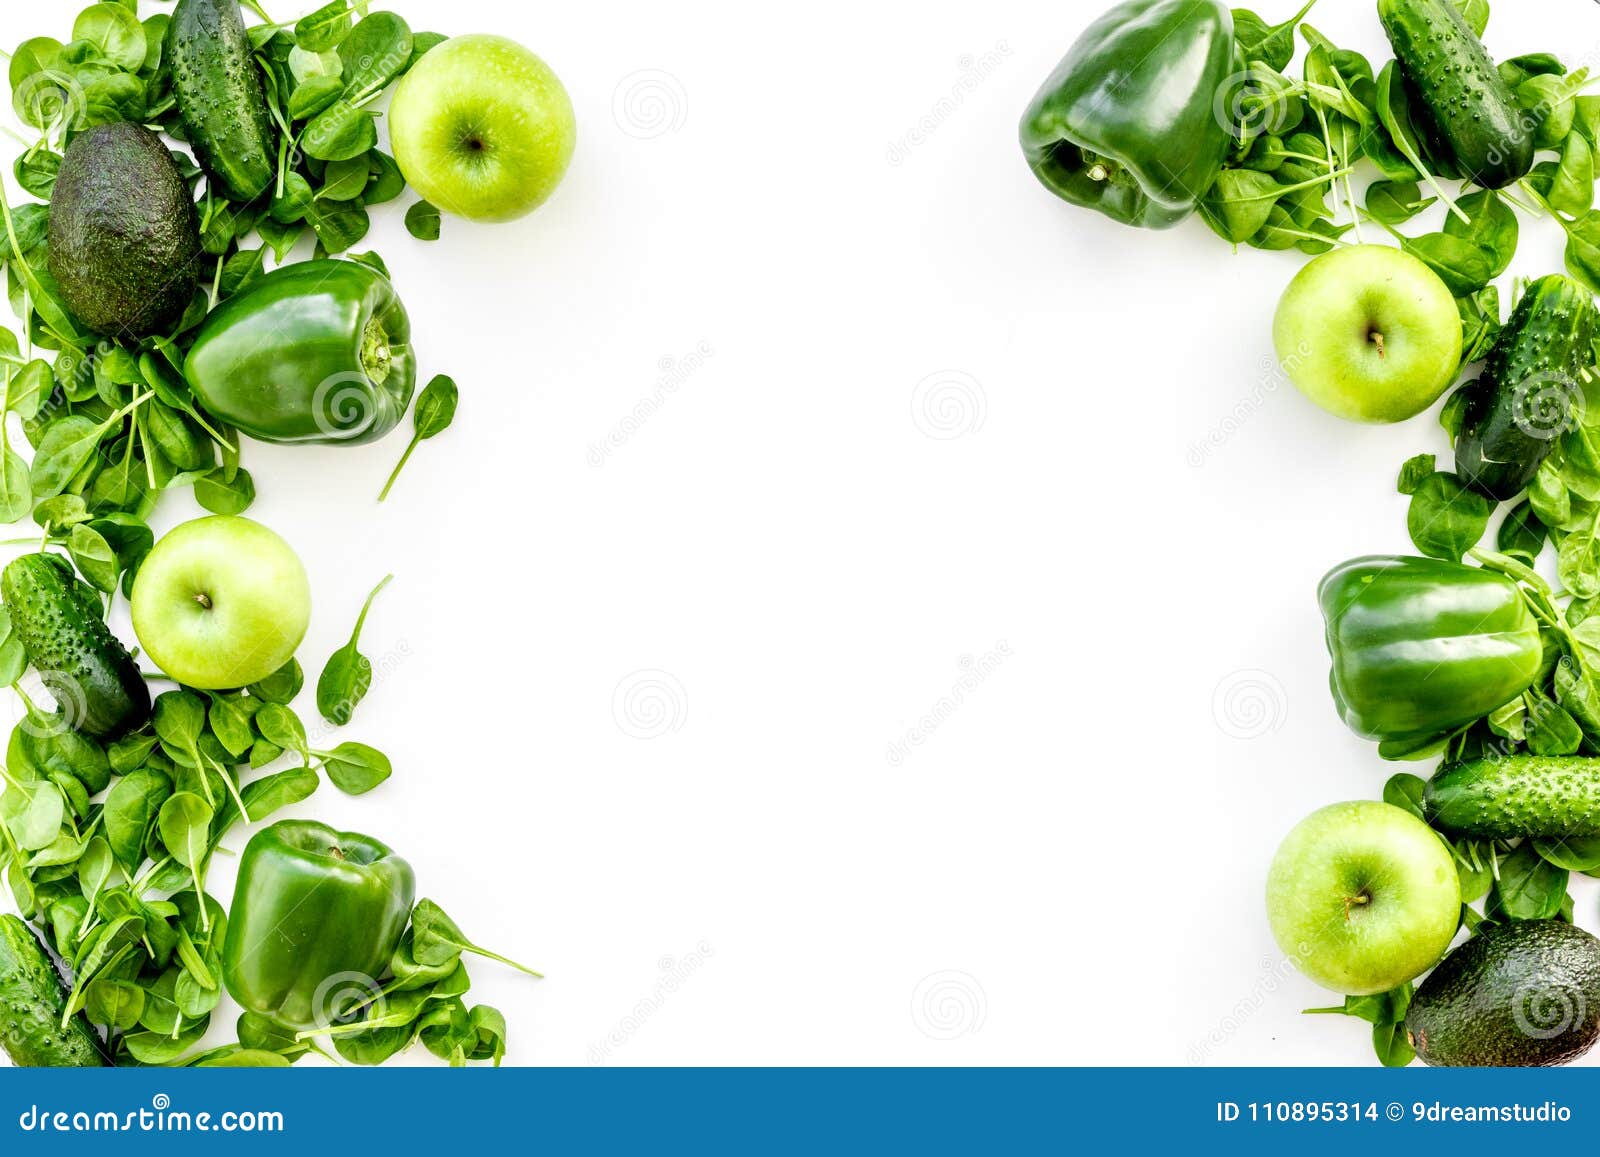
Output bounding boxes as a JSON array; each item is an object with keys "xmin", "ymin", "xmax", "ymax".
[{"xmin": 361, "ymin": 316, "xmax": 392, "ymax": 388}]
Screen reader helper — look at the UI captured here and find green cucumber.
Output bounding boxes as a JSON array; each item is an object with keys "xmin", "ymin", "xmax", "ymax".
[
  {"xmin": 1378, "ymin": 0, "xmax": 1534, "ymax": 189},
  {"xmin": 1452, "ymin": 275, "xmax": 1599, "ymax": 500},
  {"xmin": 1425, "ymin": 755, "xmax": 1600, "ymax": 838},
  {"xmin": 1, "ymin": 554, "xmax": 150, "ymax": 741},
  {"xmin": 0, "ymin": 915, "xmax": 107, "ymax": 1067},
  {"xmin": 167, "ymin": 0, "xmax": 276, "ymax": 202}
]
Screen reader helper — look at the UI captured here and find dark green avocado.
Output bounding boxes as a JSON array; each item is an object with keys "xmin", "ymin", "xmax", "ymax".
[
  {"xmin": 1405, "ymin": 920, "xmax": 1600, "ymax": 1066},
  {"xmin": 46, "ymin": 122, "xmax": 202, "ymax": 338}
]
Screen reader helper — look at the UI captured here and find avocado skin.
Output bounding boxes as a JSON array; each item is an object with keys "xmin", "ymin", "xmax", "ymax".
[
  {"xmin": 1405, "ymin": 920, "xmax": 1600, "ymax": 1066},
  {"xmin": 47, "ymin": 122, "xmax": 201, "ymax": 338}
]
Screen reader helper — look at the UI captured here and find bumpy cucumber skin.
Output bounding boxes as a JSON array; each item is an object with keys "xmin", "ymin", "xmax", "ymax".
[
  {"xmin": 1378, "ymin": 0, "xmax": 1533, "ymax": 189},
  {"xmin": 1453, "ymin": 276, "xmax": 1599, "ymax": 500},
  {"xmin": 0, "ymin": 555, "xmax": 150, "ymax": 741},
  {"xmin": 1426, "ymin": 756, "xmax": 1600, "ymax": 838},
  {"xmin": 1406, "ymin": 920, "xmax": 1600, "ymax": 1066},
  {"xmin": 167, "ymin": 0, "xmax": 276, "ymax": 202},
  {"xmin": 0, "ymin": 916, "xmax": 107, "ymax": 1067}
]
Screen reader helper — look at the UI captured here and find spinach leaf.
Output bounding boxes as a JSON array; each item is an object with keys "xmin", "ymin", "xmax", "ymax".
[
  {"xmin": 1407, "ymin": 472, "xmax": 1494, "ymax": 561},
  {"xmin": 248, "ymin": 658, "xmax": 304, "ymax": 705},
  {"xmin": 338, "ymin": 11, "xmax": 413, "ymax": 102},
  {"xmin": 157, "ymin": 792, "xmax": 214, "ymax": 919},
  {"xmin": 411, "ymin": 899, "xmax": 542, "ymax": 976},
  {"xmin": 295, "ymin": 0, "xmax": 353, "ymax": 52},
  {"xmin": 1490, "ymin": 842, "xmax": 1568, "ymax": 921},
  {"xmin": 1444, "ymin": 189, "xmax": 1517, "ymax": 278},
  {"xmin": 1396, "ymin": 453, "xmax": 1435, "ymax": 496},
  {"xmin": 318, "ymin": 741, "xmax": 391, "ymax": 795},
  {"xmin": 316, "ymin": 574, "xmax": 392, "ymax": 725},
  {"xmin": 1233, "ymin": 1, "xmax": 1318, "ymax": 72},
  {"xmin": 404, "ymin": 199, "xmax": 441, "ymax": 241},
  {"xmin": 379, "ymin": 375, "xmax": 457, "ymax": 500}
]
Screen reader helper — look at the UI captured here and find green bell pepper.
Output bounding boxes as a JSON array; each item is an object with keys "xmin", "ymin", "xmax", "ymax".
[
  {"xmin": 184, "ymin": 261, "xmax": 416, "ymax": 446},
  {"xmin": 223, "ymin": 820, "xmax": 415, "ymax": 1030},
  {"xmin": 1019, "ymin": 0, "xmax": 1240, "ymax": 229},
  {"xmin": 1318, "ymin": 556, "xmax": 1543, "ymax": 749}
]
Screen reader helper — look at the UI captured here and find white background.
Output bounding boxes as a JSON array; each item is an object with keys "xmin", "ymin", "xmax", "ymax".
[{"xmin": 1, "ymin": 0, "xmax": 1596, "ymax": 1068}]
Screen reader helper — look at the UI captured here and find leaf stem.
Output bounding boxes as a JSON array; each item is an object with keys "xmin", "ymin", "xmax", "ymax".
[{"xmin": 376, "ymin": 436, "xmax": 420, "ymax": 502}]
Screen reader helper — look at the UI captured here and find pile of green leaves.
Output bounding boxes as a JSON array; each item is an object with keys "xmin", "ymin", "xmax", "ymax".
[
  {"xmin": 0, "ymin": 645, "xmax": 394, "ymax": 1064},
  {"xmin": 0, "ymin": 544, "xmax": 529, "ymax": 1065},
  {"xmin": 0, "ymin": 3, "xmax": 497, "ymax": 1068},
  {"xmin": 1209, "ymin": 1, "xmax": 1600, "ymax": 352},
  {"xmin": 1322, "ymin": 486, "xmax": 1600, "ymax": 1063},
  {"xmin": 0, "ymin": 0, "xmax": 451, "ymax": 543},
  {"xmin": 302, "ymin": 899, "xmax": 532, "ymax": 1067}
]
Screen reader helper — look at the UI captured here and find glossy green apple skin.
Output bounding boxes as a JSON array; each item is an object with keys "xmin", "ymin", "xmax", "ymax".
[
  {"xmin": 389, "ymin": 34, "xmax": 576, "ymax": 223},
  {"xmin": 1266, "ymin": 800, "xmax": 1460, "ymax": 996},
  {"xmin": 1273, "ymin": 245, "xmax": 1462, "ymax": 424},
  {"xmin": 130, "ymin": 516, "xmax": 311, "ymax": 691}
]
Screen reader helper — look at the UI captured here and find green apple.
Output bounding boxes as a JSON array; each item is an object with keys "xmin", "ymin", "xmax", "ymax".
[
  {"xmin": 1266, "ymin": 800, "xmax": 1460, "ymax": 995},
  {"xmin": 1273, "ymin": 244, "xmax": 1462, "ymax": 423},
  {"xmin": 388, "ymin": 34, "xmax": 576, "ymax": 223},
  {"xmin": 130, "ymin": 516, "xmax": 311, "ymax": 691}
]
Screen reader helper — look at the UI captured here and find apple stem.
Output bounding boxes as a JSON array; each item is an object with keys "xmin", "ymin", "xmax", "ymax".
[
  {"xmin": 1369, "ymin": 331, "xmax": 1386, "ymax": 360},
  {"xmin": 1343, "ymin": 893, "xmax": 1371, "ymax": 921}
]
